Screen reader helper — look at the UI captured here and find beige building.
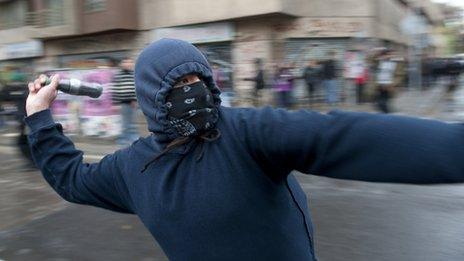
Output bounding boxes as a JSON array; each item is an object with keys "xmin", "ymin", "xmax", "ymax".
[
  {"xmin": 0, "ymin": 0, "xmax": 141, "ymax": 74},
  {"xmin": 0, "ymin": 0, "xmax": 444, "ymax": 95},
  {"xmin": 138, "ymin": 0, "xmax": 422, "ymax": 94}
]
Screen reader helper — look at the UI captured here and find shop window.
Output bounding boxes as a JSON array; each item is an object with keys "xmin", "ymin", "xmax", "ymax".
[
  {"xmin": 196, "ymin": 43, "xmax": 234, "ymax": 91},
  {"xmin": 43, "ymin": 0, "xmax": 65, "ymax": 26},
  {"xmin": 84, "ymin": 0, "xmax": 107, "ymax": 13},
  {"xmin": 0, "ymin": 0, "xmax": 27, "ymax": 29}
]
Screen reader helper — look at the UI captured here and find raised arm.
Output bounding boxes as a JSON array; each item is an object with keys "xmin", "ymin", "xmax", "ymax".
[
  {"xmin": 239, "ymin": 107, "xmax": 464, "ymax": 184},
  {"xmin": 25, "ymin": 75, "xmax": 134, "ymax": 213}
]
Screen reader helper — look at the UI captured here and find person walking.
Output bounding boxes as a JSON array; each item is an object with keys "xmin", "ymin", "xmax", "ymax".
[
  {"xmin": 244, "ymin": 58, "xmax": 266, "ymax": 106},
  {"xmin": 303, "ymin": 60, "xmax": 320, "ymax": 107},
  {"xmin": 273, "ymin": 64, "xmax": 294, "ymax": 108},
  {"xmin": 376, "ymin": 50, "xmax": 397, "ymax": 113},
  {"xmin": 212, "ymin": 63, "xmax": 233, "ymax": 107},
  {"xmin": 321, "ymin": 51, "xmax": 339, "ymax": 106},
  {"xmin": 111, "ymin": 58, "xmax": 139, "ymax": 146},
  {"xmin": 355, "ymin": 66, "xmax": 368, "ymax": 104}
]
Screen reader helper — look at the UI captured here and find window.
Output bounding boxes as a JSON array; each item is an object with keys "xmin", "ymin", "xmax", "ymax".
[
  {"xmin": 84, "ymin": 0, "xmax": 107, "ymax": 13},
  {"xmin": 0, "ymin": 0, "xmax": 27, "ymax": 29},
  {"xmin": 43, "ymin": 0, "xmax": 65, "ymax": 26}
]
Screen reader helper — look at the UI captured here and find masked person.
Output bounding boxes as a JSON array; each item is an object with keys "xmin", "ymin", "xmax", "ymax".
[
  {"xmin": 25, "ymin": 39, "xmax": 464, "ymax": 261},
  {"xmin": 111, "ymin": 57, "xmax": 139, "ymax": 146}
]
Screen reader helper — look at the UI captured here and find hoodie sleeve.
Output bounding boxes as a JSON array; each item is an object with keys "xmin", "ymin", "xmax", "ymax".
[
  {"xmin": 25, "ymin": 109, "xmax": 134, "ymax": 213},
  {"xmin": 240, "ymin": 107, "xmax": 464, "ymax": 184}
]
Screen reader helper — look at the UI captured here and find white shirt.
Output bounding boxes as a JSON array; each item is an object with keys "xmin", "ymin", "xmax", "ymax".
[{"xmin": 377, "ymin": 60, "xmax": 397, "ymax": 85}]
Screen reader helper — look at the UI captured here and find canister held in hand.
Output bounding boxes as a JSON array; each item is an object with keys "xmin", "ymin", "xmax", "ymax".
[{"xmin": 42, "ymin": 76, "xmax": 103, "ymax": 98}]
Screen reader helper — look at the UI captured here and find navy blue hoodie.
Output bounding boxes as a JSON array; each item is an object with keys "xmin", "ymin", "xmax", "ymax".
[{"xmin": 26, "ymin": 39, "xmax": 464, "ymax": 260}]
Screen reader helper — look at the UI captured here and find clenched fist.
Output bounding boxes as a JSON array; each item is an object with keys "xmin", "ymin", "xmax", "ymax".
[{"xmin": 26, "ymin": 74, "xmax": 59, "ymax": 116}]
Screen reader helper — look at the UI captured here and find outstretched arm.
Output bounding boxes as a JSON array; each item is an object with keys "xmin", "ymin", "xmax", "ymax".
[
  {"xmin": 240, "ymin": 107, "xmax": 464, "ymax": 184},
  {"xmin": 25, "ymin": 75, "xmax": 134, "ymax": 213}
]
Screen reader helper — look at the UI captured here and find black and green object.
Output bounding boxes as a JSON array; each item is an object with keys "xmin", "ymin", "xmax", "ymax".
[{"xmin": 42, "ymin": 76, "xmax": 103, "ymax": 98}]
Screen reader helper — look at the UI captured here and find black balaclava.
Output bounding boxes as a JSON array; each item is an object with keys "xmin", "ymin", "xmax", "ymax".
[
  {"xmin": 141, "ymin": 79, "xmax": 220, "ymax": 172},
  {"xmin": 166, "ymin": 80, "xmax": 218, "ymax": 137}
]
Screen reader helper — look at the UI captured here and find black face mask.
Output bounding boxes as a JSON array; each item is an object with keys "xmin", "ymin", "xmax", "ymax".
[{"xmin": 166, "ymin": 81, "xmax": 218, "ymax": 137}]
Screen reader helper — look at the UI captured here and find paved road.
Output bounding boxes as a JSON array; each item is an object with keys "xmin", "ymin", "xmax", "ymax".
[
  {"xmin": 441, "ymin": 82, "xmax": 464, "ymax": 121},
  {"xmin": 1, "ymin": 83, "xmax": 464, "ymax": 260},
  {"xmin": 301, "ymin": 175, "xmax": 464, "ymax": 261},
  {"xmin": 2, "ymin": 144, "xmax": 464, "ymax": 261},
  {"xmin": 0, "ymin": 147, "xmax": 165, "ymax": 261}
]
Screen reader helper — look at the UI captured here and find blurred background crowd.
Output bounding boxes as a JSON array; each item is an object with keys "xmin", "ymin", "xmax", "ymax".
[{"xmin": 1, "ymin": 0, "xmax": 464, "ymax": 140}]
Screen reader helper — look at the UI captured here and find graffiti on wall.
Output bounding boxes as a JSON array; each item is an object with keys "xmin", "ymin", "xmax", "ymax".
[
  {"xmin": 276, "ymin": 18, "xmax": 367, "ymax": 38},
  {"xmin": 48, "ymin": 68, "xmax": 122, "ymax": 137}
]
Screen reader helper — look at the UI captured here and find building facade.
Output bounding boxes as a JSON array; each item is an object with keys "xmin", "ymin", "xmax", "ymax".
[
  {"xmin": 0, "ymin": 0, "xmax": 445, "ymax": 99},
  {"xmin": 0, "ymin": 0, "xmax": 141, "ymax": 80}
]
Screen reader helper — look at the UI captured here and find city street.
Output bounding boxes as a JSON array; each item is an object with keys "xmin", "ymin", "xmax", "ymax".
[
  {"xmin": 0, "ymin": 143, "xmax": 164, "ymax": 261},
  {"xmin": 1, "ymin": 84, "xmax": 464, "ymax": 261},
  {"xmin": 1, "ymin": 0, "xmax": 464, "ymax": 259},
  {"xmin": 2, "ymin": 144, "xmax": 464, "ymax": 260}
]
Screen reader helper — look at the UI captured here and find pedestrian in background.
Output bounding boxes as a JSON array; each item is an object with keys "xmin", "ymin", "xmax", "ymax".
[
  {"xmin": 376, "ymin": 50, "xmax": 397, "ymax": 113},
  {"xmin": 355, "ymin": 66, "xmax": 368, "ymax": 104},
  {"xmin": 0, "ymin": 83, "xmax": 5, "ymax": 131},
  {"xmin": 273, "ymin": 63, "xmax": 294, "ymax": 108},
  {"xmin": 303, "ymin": 60, "xmax": 320, "ymax": 107},
  {"xmin": 321, "ymin": 50, "xmax": 339, "ymax": 106},
  {"xmin": 244, "ymin": 58, "xmax": 266, "ymax": 107},
  {"xmin": 111, "ymin": 57, "xmax": 139, "ymax": 146},
  {"xmin": 212, "ymin": 63, "xmax": 233, "ymax": 107}
]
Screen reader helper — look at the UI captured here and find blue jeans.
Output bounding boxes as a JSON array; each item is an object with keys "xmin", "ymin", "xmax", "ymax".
[
  {"xmin": 220, "ymin": 91, "xmax": 234, "ymax": 107},
  {"xmin": 118, "ymin": 103, "xmax": 139, "ymax": 146},
  {"xmin": 276, "ymin": 91, "xmax": 292, "ymax": 108},
  {"xmin": 324, "ymin": 79, "xmax": 339, "ymax": 105}
]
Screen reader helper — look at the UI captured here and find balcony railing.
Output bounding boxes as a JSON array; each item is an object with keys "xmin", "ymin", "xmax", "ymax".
[
  {"xmin": 25, "ymin": 8, "xmax": 65, "ymax": 28},
  {"xmin": 0, "ymin": 19, "xmax": 26, "ymax": 30}
]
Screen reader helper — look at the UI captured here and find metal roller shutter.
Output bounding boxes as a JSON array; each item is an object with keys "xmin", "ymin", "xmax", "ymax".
[
  {"xmin": 284, "ymin": 38, "xmax": 350, "ymax": 102},
  {"xmin": 196, "ymin": 43, "xmax": 233, "ymax": 91}
]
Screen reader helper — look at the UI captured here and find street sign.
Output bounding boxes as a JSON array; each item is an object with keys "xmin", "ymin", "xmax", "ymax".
[{"xmin": 401, "ymin": 10, "xmax": 427, "ymax": 36}]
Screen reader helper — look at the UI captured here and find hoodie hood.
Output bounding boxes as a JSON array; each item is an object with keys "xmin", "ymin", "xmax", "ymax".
[{"xmin": 135, "ymin": 38, "xmax": 221, "ymax": 143}]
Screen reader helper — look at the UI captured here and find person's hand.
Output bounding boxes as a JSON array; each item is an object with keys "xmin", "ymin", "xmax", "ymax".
[{"xmin": 26, "ymin": 74, "xmax": 59, "ymax": 116}]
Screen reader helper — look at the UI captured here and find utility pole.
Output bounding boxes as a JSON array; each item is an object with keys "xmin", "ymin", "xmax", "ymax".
[{"xmin": 401, "ymin": 7, "xmax": 427, "ymax": 89}]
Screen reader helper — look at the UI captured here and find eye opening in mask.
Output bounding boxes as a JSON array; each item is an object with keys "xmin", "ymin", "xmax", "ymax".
[{"xmin": 173, "ymin": 74, "xmax": 202, "ymax": 89}]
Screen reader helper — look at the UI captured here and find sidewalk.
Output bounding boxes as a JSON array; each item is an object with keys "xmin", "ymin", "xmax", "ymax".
[
  {"xmin": 392, "ymin": 86, "xmax": 448, "ymax": 116},
  {"xmin": 0, "ymin": 111, "xmax": 150, "ymax": 149},
  {"xmin": 1, "ymin": 82, "xmax": 462, "ymax": 149}
]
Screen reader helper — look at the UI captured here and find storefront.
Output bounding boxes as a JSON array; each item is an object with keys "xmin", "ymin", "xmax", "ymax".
[
  {"xmin": 282, "ymin": 17, "xmax": 371, "ymax": 67},
  {"xmin": 153, "ymin": 22, "xmax": 235, "ymax": 93},
  {"xmin": 283, "ymin": 38, "xmax": 351, "ymax": 100},
  {"xmin": 39, "ymin": 32, "xmax": 141, "ymax": 137},
  {"xmin": 279, "ymin": 17, "xmax": 371, "ymax": 100},
  {"xmin": 45, "ymin": 68, "xmax": 122, "ymax": 137},
  {"xmin": 0, "ymin": 40, "xmax": 44, "ymax": 83},
  {"xmin": 58, "ymin": 50, "xmax": 130, "ymax": 68},
  {"xmin": 284, "ymin": 38, "xmax": 351, "ymax": 65},
  {"xmin": 44, "ymin": 31, "xmax": 141, "ymax": 69}
]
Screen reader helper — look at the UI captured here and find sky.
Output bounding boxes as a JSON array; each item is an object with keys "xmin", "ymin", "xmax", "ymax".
[{"xmin": 432, "ymin": 0, "xmax": 464, "ymax": 9}]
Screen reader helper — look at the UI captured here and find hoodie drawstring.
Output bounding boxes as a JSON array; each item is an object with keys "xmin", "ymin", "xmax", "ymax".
[
  {"xmin": 140, "ymin": 136, "xmax": 190, "ymax": 173},
  {"xmin": 140, "ymin": 129, "xmax": 221, "ymax": 173},
  {"xmin": 194, "ymin": 129, "xmax": 221, "ymax": 161}
]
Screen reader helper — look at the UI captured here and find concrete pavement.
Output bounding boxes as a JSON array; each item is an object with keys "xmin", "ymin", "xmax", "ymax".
[
  {"xmin": 1, "ymin": 81, "xmax": 464, "ymax": 260},
  {"xmin": 2, "ymin": 145, "xmax": 464, "ymax": 260},
  {"xmin": 0, "ymin": 147, "xmax": 165, "ymax": 261}
]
